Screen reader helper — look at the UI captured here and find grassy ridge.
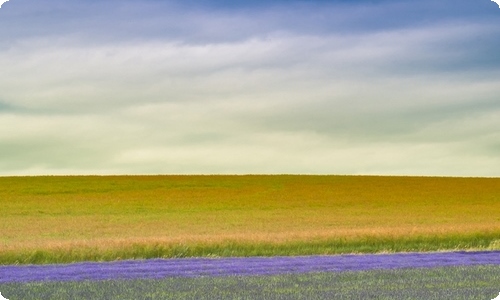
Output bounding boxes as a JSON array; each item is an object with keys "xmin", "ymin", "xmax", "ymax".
[{"xmin": 1, "ymin": 175, "xmax": 499, "ymax": 264}]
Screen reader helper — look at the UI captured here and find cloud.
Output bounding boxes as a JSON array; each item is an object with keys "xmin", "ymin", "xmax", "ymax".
[{"xmin": 0, "ymin": 0, "xmax": 499, "ymax": 175}]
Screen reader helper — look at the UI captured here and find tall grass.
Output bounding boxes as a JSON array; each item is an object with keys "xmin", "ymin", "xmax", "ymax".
[
  {"xmin": 2, "ymin": 232, "xmax": 500, "ymax": 264},
  {"xmin": 2, "ymin": 232, "xmax": 500, "ymax": 265},
  {"xmin": 1, "ymin": 175, "xmax": 499, "ymax": 264}
]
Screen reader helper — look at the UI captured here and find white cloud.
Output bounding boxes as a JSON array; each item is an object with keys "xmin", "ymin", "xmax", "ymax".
[
  {"xmin": 1, "ymin": 22, "xmax": 495, "ymax": 110},
  {"xmin": 0, "ymin": 0, "xmax": 9, "ymax": 9},
  {"xmin": 0, "ymin": 1, "xmax": 499, "ymax": 175}
]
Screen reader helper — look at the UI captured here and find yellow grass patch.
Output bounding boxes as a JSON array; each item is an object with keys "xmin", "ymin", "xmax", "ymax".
[{"xmin": 1, "ymin": 175, "xmax": 499, "ymax": 262}]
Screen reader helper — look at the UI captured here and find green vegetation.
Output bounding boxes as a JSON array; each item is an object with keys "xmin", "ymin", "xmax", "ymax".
[
  {"xmin": 2, "ymin": 265, "xmax": 500, "ymax": 299},
  {"xmin": 2, "ymin": 232, "xmax": 500, "ymax": 265},
  {"xmin": 1, "ymin": 175, "xmax": 499, "ymax": 264}
]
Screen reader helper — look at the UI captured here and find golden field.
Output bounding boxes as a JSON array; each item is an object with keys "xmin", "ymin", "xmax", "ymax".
[{"xmin": 1, "ymin": 175, "xmax": 499, "ymax": 263}]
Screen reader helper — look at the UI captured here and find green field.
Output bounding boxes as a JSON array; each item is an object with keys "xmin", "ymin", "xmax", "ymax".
[
  {"xmin": 2, "ymin": 265, "xmax": 500, "ymax": 299},
  {"xmin": 1, "ymin": 175, "xmax": 499, "ymax": 264}
]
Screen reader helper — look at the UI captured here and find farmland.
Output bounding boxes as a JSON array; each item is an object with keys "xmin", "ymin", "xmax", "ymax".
[
  {"xmin": 2, "ymin": 265, "xmax": 500, "ymax": 299},
  {"xmin": 1, "ymin": 175, "xmax": 499, "ymax": 264}
]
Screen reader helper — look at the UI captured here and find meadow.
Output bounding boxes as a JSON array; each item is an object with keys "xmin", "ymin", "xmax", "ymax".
[
  {"xmin": 1, "ymin": 175, "xmax": 499, "ymax": 264},
  {"xmin": 2, "ymin": 265, "xmax": 500, "ymax": 299}
]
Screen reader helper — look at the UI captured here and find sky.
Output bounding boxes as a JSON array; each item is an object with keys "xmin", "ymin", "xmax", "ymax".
[{"xmin": 0, "ymin": 0, "xmax": 499, "ymax": 177}]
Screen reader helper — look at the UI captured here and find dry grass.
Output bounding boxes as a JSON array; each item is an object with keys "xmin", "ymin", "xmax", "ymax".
[{"xmin": 1, "ymin": 175, "xmax": 499, "ymax": 263}]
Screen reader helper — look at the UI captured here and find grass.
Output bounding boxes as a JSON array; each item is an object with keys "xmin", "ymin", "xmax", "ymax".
[
  {"xmin": 1, "ymin": 175, "xmax": 499, "ymax": 264},
  {"xmin": 2, "ymin": 233, "xmax": 500, "ymax": 265},
  {"xmin": 2, "ymin": 265, "xmax": 500, "ymax": 299}
]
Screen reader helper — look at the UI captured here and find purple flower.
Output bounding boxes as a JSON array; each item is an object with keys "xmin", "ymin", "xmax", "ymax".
[{"xmin": 1, "ymin": 251, "xmax": 500, "ymax": 283}]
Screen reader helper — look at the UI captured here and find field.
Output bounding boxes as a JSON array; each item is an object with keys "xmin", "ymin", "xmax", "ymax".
[
  {"xmin": 1, "ymin": 175, "xmax": 500, "ymax": 264},
  {"xmin": 2, "ymin": 265, "xmax": 500, "ymax": 299}
]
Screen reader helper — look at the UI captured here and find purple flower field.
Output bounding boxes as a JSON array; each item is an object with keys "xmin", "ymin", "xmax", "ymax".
[{"xmin": 1, "ymin": 251, "xmax": 500, "ymax": 283}]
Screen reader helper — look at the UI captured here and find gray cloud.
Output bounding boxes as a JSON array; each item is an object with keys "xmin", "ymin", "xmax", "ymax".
[{"xmin": 0, "ymin": 0, "xmax": 499, "ymax": 176}]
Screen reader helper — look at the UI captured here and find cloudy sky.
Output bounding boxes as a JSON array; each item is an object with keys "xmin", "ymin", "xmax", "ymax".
[{"xmin": 0, "ymin": 0, "xmax": 499, "ymax": 176}]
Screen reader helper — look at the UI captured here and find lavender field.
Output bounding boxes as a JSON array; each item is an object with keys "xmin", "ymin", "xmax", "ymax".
[
  {"xmin": 1, "ymin": 265, "xmax": 499, "ymax": 299},
  {"xmin": 2, "ymin": 251, "xmax": 500, "ymax": 283},
  {"xmin": 1, "ymin": 251, "xmax": 500, "ymax": 299}
]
